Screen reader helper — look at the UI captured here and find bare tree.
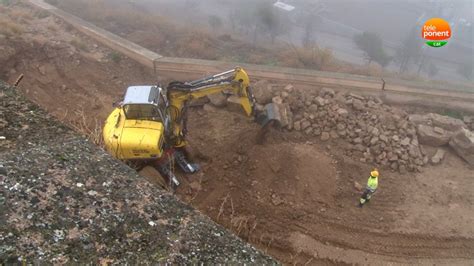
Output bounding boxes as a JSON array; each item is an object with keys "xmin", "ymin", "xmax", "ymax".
[
  {"xmin": 353, "ymin": 31, "xmax": 392, "ymax": 67},
  {"xmin": 298, "ymin": 1, "xmax": 325, "ymax": 47},
  {"xmin": 258, "ymin": 4, "xmax": 288, "ymax": 44},
  {"xmin": 208, "ymin": 15, "xmax": 222, "ymax": 32},
  {"xmin": 395, "ymin": 26, "xmax": 423, "ymax": 73},
  {"xmin": 457, "ymin": 61, "xmax": 473, "ymax": 80},
  {"xmin": 425, "ymin": 62, "xmax": 439, "ymax": 77}
]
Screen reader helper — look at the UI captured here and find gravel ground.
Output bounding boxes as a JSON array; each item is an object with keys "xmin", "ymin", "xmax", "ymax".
[{"xmin": 0, "ymin": 81, "xmax": 276, "ymax": 264}]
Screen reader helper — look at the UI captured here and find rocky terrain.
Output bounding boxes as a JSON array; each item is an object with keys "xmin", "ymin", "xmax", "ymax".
[
  {"xmin": 247, "ymin": 80, "xmax": 474, "ymax": 173},
  {"xmin": 0, "ymin": 81, "xmax": 275, "ymax": 264}
]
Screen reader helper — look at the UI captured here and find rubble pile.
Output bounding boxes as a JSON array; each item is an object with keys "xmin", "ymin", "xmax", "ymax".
[
  {"xmin": 238, "ymin": 80, "xmax": 474, "ymax": 171},
  {"xmin": 409, "ymin": 113, "xmax": 474, "ymax": 166}
]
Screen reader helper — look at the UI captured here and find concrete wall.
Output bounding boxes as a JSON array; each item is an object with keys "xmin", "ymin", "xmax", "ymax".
[{"xmin": 28, "ymin": 0, "xmax": 474, "ymax": 113}]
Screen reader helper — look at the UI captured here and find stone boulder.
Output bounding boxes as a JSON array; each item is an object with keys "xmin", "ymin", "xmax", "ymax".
[
  {"xmin": 431, "ymin": 149, "xmax": 446, "ymax": 165},
  {"xmin": 417, "ymin": 124, "xmax": 451, "ymax": 146},
  {"xmin": 408, "ymin": 114, "xmax": 431, "ymax": 126},
  {"xmin": 352, "ymin": 99, "xmax": 364, "ymax": 111},
  {"xmin": 429, "ymin": 113, "xmax": 466, "ymax": 131},
  {"xmin": 449, "ymin": 128, "xmax": 474, "ymax": 165},
  {"xmin": 409, "ymin": 113, "xmax": 466, "ymax": 131},
  {"xmin": 252, "ymin": 80, "xmax": 275, "ymax": 104},
  {"xmin": 320, "ymin": 87, "xmax": 335, "ymax": 98}
]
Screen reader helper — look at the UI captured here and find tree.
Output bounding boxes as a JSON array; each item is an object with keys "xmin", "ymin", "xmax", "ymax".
[
  {"xmin": 257, "ymin": 3, "xmax": 288, "ymax": 43},
  {"xmin": 208, "ymin": 15, "xmax": 222, "ymax": 32},
  {"xmin": 227, "ymin": 1, "xmax": 288, "ymax": 44},
  {"xmin": 426, "ymin": 62, "xmax": 439, "ymax": 77},
  {"xmin": 298, "ymin": 1, "xmax": 325, "ymax": 47},
  {"xmin": 353, "ymin": 31, "xmax": 392, "ymax": 67},
  {"xmin": 457, "ymin": 62, "xmax": 473, "ymax": 80},
  {"xmin": 395, "ymin": 26, "xmax": 423, "ymax": 73}
]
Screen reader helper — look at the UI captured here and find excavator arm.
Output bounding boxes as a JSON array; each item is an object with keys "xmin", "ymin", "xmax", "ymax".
[{"xmin": 164, "ymin": 67, "xmax": 276, "ymax": 148}]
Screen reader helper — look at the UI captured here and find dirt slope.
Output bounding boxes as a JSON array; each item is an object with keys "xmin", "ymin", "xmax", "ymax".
[
  {"xmin": 180, "ymin": 107, "xmax": 474, "ymax": 265},
  {"xmin": 0, "ymin": 2, "xmax": 156, "ymax": 132}
]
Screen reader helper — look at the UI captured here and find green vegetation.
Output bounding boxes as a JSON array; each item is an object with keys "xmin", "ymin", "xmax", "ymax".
[
  {"xmin": 108, "ymin": 51, "xmax": 122, "ymax": 63},
  {"xmin": 35, "ymin": 10, "xmax": 50, "ymax": 19},
  {"xmin": 0, "ymin": 0, "xmax": 12, "ymax": 6},
  {"xmin": 439, "ymin": 109, "xmax": 465, "ymax": 120}
]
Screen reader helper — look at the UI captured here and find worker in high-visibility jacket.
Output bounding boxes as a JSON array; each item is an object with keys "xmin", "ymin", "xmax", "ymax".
[{"xmin": 359, "ymin": 169, "xmax": 379, "ymax": 207}]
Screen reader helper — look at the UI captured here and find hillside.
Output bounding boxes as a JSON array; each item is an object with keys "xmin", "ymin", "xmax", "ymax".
[{"xmin": 0, "ymin": 81, "xmax": 275, "ymax": 264}]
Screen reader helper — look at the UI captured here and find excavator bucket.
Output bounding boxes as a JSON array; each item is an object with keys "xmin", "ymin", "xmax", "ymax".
[
  {"xmin": 255, "ymin": 103, "xmax": 283, "ymax": 128},
  {"xmin": 254, "ymin": 103, "xmax": 284, "ymax": 144}
]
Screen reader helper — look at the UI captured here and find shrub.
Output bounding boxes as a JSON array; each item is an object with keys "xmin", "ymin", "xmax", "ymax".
[
  {"xmin": 35, "ymin": 10, "xmax": 50, "ymax": 19},
  {"xmin": 0, "ymin": 0, "xmax": 12, "ymax": 6},
  {"xmin": 108, "ymin": 51, "xmax": 122, "ymax": 63},
  {"xmin": 70, "ymin": 37, "xmax": 88, "ymax": 51}
]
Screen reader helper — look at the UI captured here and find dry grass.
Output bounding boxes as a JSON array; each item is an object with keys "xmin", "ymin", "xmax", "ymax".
[
  {"xmin": 0, "ymin": 17, "xmax": 23, "ymax": 37},
  {"xmin": 70, "ymin": 37, "xmax": 88, "ymax": 51},
  {"xmin": 10, "ymin": 9, "xmax": 33, "ymax": 21},
  {"xmin": 45, "ymin": 0, "xmax": 443, "ymax": 82},
  {"xmin": 216, "ymin": 194, "xmax": 261, "ymax": 242},
  {"xmin": 47, "ymin": 0, "xmax": 340, "ymax": 72},
  {"xmin": 63, "ymin": 109, "xmax": 103, "ymax": 147},
  {"xmin": 279, "ymin": 44, "xmax": 336, "ymax": 70},
  {"xmin": 47, "ymin": 24, "xmax": 58, "ymax": 32}
]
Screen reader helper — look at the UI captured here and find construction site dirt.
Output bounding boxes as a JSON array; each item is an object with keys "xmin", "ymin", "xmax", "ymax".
[{"xmin": 1, "ymin": 2, "xmax": 474, "ymax": 265}]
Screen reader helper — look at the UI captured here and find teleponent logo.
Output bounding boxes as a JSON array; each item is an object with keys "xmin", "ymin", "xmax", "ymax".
[{"xmin": 422, "ymin": 18, "xmax": 451, "ymax": 48}]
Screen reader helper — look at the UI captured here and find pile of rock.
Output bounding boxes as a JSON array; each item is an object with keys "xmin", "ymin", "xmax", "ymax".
[
  {"xmin": 208, "ymin": 80, "xmax": 474, "ymax": 171},
  {"xmin": 251, "ymin": 82, "xmax": 426, "ymax": 173},
  {"xmin": 409, "ymin": 113, "xmax": 474, "ymax": 166}
]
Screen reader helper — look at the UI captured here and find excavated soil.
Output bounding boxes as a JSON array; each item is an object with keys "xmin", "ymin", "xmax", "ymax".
[
  {"xmin": 182, "ymin": 107, "xmax": 474, "ymax": 265},
  {"xmin": 2, "ymin": 3, "xmax": 474, "ymax": 265}
]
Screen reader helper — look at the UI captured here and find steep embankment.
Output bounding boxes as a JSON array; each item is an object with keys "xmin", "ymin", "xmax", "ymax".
[{"xmin": 0, "ymin": 81, "xmax": 276, "ymax": 263}]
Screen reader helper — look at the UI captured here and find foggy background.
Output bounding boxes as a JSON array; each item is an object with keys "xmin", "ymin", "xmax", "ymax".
[{"xmin": 128, "ymin": 0, "xmax": 473, "ymax": 83}]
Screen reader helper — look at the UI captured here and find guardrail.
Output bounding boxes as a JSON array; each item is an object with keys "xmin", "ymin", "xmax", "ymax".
[{"xmin": 28, "ymin": 0, "xmax": 474, "ymax": 113}]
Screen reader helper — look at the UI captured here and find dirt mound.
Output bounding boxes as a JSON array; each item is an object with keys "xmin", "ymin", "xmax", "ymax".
[{"xmin": 178, "ymin": 104, "xmax": 474, "ymax": 264}]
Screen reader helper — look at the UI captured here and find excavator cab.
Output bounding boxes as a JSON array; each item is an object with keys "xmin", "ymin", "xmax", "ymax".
[
  {"xmin": 103, "ymin": 86, "xmax": 171, "ymax": 161},
  {"xmin": 122, "ymin": 86, "xmax": 169, "ymax": 124}
]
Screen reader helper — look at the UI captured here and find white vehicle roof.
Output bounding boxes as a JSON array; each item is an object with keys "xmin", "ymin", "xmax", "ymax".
[{"xmin": 123, "ymin": 86, "xmax": 161, "ymax": 105}]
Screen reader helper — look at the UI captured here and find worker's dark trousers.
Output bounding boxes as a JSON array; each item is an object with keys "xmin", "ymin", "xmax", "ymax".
[{"xmin": 359, "ymin": 188, "xmax": 375, "ymax": 205}]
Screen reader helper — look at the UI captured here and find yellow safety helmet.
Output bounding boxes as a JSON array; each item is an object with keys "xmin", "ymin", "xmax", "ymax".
[{"xmin": 371, "ymin": 169, "xmax": 379, "ymax": 178}]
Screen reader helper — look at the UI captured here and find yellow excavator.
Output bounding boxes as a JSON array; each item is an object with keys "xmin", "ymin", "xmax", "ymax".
[{"xmin": 103, "ymin": 67, "xmax": 279, "ymax": 189}]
